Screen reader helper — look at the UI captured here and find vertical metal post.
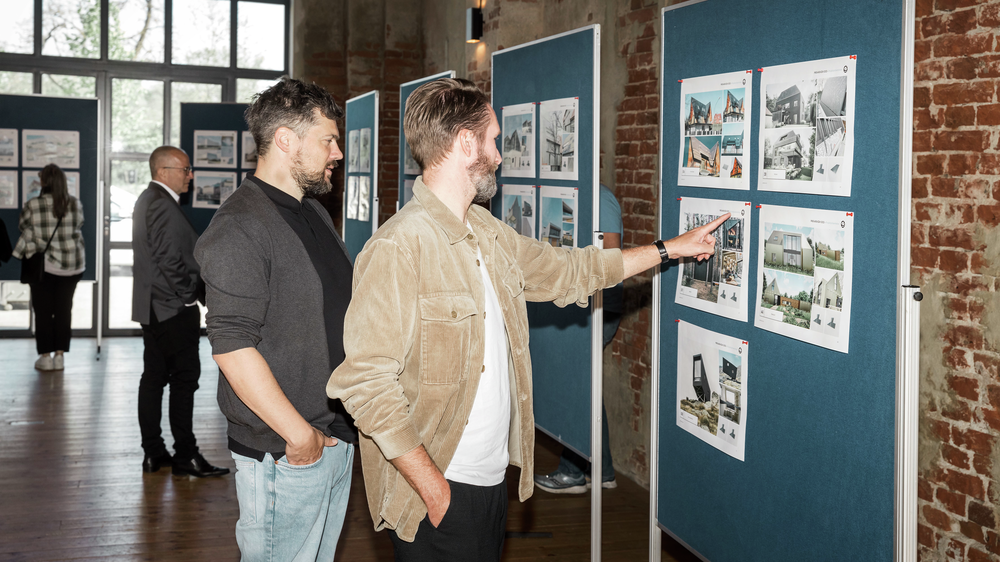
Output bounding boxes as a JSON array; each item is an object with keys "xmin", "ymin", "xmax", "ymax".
[
  {"xmin": 591, "ymin": 232, "xmax": 604, "ymax": 562},
  {"xmin": 649, "ymin": 264, "xmax": 662, "ymax": 562},
  {"xmin": 894, "ymin": 2, "xmax": 917, "ymax": 561}
]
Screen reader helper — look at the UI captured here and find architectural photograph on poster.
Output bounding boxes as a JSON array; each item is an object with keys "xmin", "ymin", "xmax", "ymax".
[
  {"xmin": 675, "ymin": 197, "xmax": 750, "ymax": 321},
  {"xmin": 0, "ymin": 170, "xmax": 16, "ymax": 209},
  {"xmin": 758, "ymin": 56, "xmax": 856, "ymax": 197},
  {"xmin": 358, "ymin": 176, "xmax": 370, "ymax": 222},
  {"xmin": 677, "ymin": 70, "xmax": 752, "ymax": 190},
  {"xmin": 348, "ymin": 129, "xmax": 360, "ymax": 173},
  {"xmin": 22, "ymin": 129, "xmax": 79, "ymax": 169},
  {"xmin": 346, "ymin": 176, "xmax": 358, "ymax": 220},
  {"xmin": 501, "ymin": 103, "xmax": 535, "ymax": 178},
  {"xmin": 0, "ymin": 128, "xmax": 17, "ymax": 166},
  {"xmin": 241, "ymin": 131, "xmax": 257, "ymax": 169},
  {"xmin": 676, "ymin": 320, "xmax": 748, "ymax": 461},
  {"xmin": 754, "ymin": 204, "xmax": 853, "ymax": 353},
  {"xmin": 403, "ymin": 141, "xmax": 420, "ymax": 175},
  {"xmin": 538, "ymin": 185, "xmax": 577, "ymax": 248},
  {"xmin": 193, "ymin": 130, "xmax": 236, "ymax": 168},
  {"xmin": 502, "ymin": 184, "xmax": 535, "ymax": 238},
  {"xmin": 192, "ymin": 171, "xmax": 236, "ymax": 209},
  {"xmin": 359, "ymin": 128, "xmax": 371, "ymax": 173},
  {"xmin": 539, "ymin": 97, "xmax": 578, "ymax": 181}
]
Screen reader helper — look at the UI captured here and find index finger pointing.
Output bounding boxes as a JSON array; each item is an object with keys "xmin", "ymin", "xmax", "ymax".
[{"xmin": 701, "ymin": 212, "xmax": 731, "ymax": 232}]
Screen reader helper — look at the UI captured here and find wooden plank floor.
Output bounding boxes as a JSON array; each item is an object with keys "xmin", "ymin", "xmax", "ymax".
[{"xmin": 0, "ymin": 337, "xmax": 700, "ymax": 561}]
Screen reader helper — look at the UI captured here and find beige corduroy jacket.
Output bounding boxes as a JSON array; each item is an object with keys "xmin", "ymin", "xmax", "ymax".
[{"xmin": 327, "ymin": 177, "xmax": 624, "ymax": 542}]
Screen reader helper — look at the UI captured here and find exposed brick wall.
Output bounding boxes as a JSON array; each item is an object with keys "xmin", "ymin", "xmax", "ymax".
[
  {"xmin": 295, "ymin": 0, "xmax": 425, "ymax": 228},
  {"xmin": 609, "ymin": 0, "xmax": 661, "ymax": 485},
  {"xmin": 913, "ymin": 0, "xmax": 1000, "ymax": 560}
]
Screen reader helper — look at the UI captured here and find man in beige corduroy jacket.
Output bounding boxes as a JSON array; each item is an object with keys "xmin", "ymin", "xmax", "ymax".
[{"xmin": 327, "ymin": 78, "xmax": 727, "ymax": 561}]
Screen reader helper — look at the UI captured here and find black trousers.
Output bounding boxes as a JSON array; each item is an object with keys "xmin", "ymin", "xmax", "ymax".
[
  {"xmin": 389, "ymin": 478, "xmax": 507, "ymax": 562},
  {"xmin": 138, "ymin": 305, "xmax": 201, "ymax": 461},
  {"xmin": 29, "ymin": 272, "xmax": 82, "ymax": 354}
]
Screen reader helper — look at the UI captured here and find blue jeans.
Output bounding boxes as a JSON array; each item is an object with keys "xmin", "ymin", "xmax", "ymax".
[{"xmin": 232, "ymin": 442, "xmax": 354, "ymax": 561}]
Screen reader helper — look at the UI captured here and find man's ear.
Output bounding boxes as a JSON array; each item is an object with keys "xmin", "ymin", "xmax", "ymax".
[
  {"xmin": 273, "ymin": 126, "xmax": 296, "ymax": 154},
  {"xmin": 458, "ymin": 130, "xmax": 475, "ymax": 158}
]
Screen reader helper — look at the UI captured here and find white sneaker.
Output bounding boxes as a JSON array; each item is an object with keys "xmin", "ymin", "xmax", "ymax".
[
  {"xmin": 53, "ymin": 354, "xmax": 64, "ymax": 370},
  {"xmin": 34, "ymin": 354, "xmax": 54, "ymax": 371}
]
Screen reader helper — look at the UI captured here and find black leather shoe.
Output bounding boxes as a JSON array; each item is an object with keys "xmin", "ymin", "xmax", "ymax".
[
  {"xmin": 172, "ymin": 453, "xmax": 230, "ymax": 478},
  {"xmin": 142, "ymin": 452, "xmax": 173, "ymax": 473}
]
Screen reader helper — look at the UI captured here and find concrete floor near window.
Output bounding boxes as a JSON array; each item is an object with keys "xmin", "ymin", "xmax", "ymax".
[{"xmin": 0, "ymin": 337, "xmax": 699, "ymax": 561}]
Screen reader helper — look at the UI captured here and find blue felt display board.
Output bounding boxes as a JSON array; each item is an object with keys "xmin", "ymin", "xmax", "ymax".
[
  {"xmin": 179, "ymin": 103, "xmax": 250, "ymax": 235},
  {"xmin": 344, "ymin": 91, "xmax": 378, "ymax": 262},
  {"xmin": 0, "ymin": 95, "xmax": 99, "ymax": 282},
  {"xmin": 491, "ymin": 26, "xmax": 599, "ymax": 459},
  {"xmin": 397, "ymin": 71, "xmax": 455, "ymax": 208},
  {"xmin": 656, "ymin": 1, "xmax": 902, "ymax": 560}
]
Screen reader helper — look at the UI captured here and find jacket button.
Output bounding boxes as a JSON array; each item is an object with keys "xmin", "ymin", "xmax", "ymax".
[
  {"xmin": 466, "ymin": 234, "xmax": 473, "ymax": 240},
  {"xmin": 476, "ymin": 259, "xmax": 480, "ymax": 266},
  {"xmin": 451, "ymin": 311, "xmax": 457, "ymax": 318},
  {"xmin": 481, "ymin": 365, "xmax": 485, "ymax": 372}
]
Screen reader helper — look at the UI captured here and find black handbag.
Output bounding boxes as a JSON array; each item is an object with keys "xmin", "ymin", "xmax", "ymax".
[{"xmin": 20, "ymin": 216, "xmax": 62, "ymax": 285}]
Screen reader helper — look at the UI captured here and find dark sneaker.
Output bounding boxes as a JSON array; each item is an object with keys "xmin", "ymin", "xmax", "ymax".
[{"xmin": 534, "ymin": 470, "xmax": 588, "ymax": 494}]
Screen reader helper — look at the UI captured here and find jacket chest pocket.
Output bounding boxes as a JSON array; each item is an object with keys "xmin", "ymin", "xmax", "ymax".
[{"xmin": 419, "ymin": 295, "xmax": 478, "ymax": 385}]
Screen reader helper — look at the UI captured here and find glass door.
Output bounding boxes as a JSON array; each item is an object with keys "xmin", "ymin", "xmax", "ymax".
[{"xmin": 101, "ymin": 76, "xmax": 222, "ymax": 336}]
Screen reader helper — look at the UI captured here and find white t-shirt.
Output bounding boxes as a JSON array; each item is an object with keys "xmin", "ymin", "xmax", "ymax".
[{"xmin": 444, "ymin": 244, "xmax": 511, "ymax": 486}]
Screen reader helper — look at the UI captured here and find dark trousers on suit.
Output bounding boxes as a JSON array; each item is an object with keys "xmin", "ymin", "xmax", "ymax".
[
  {"xmin": 138, "ymin": 305, "xmax": 201, "ymax": 461},
  {"xmin": 29, "ymin": 272, "xmax": 83, "ymax": 354}
]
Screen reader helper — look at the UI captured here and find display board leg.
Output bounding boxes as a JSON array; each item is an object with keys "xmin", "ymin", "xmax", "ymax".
[
  {"xmin": 649, "ymin": 265, "xmax": 661, "ymax": 562},
  {"xmin": 895, "ymin": 286, "xmax": 921, "ymax": 562},
  {"xmin": 591, "ymin": 231, "xmax": 605, "ymax": 562}
]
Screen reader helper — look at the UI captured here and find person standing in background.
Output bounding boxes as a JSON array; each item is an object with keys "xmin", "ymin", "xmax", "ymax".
[
  {"xmin": 13, "ymin": 164, "xmax": 85, "ymax": 372},
  {"xmin": 132, "ymin": 146, "xmax": 228, "ymax": 478},
  {"xmin": 534, "ymin": 184, "xmax": 623, "ymax": 494}
]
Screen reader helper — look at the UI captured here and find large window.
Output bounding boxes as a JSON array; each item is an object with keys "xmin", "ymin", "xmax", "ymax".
[{"xmin": 0, "ymin": 0, "xmax": 290, "ymax": 336}]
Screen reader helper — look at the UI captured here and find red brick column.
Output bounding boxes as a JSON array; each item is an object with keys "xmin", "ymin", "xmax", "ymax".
[
  {"xmin": 610, "ymin": 0, "xmax": 660, "ymax": 481},
  {"xmin": 913, "ymin": 1, "xmax": 1000, "ymax": 560}
]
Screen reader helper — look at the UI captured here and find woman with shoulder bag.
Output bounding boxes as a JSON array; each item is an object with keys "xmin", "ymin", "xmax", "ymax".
[{"xmin": 13, "ymin": 164, "xmax": 86, "ymax": 371}]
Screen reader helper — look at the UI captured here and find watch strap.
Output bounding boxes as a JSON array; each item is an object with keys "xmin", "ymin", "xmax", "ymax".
[{"xmin": 654, "ymin": 240, "xmax": 670, "ymax": 263}]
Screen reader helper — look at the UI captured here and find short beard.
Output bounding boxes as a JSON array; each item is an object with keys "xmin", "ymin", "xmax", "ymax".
[
  {"xmin": 467, "ymin": 147, "xmax": 497, "ymax": 205},
  {"xmin": 291, "ymin": 150, "xmax": 334, "ymax": 198}
]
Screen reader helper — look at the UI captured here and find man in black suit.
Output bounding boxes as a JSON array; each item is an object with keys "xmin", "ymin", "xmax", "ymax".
[{"xmin": 132, "ymin": 145, "xmax": 228, "ymax": 478}]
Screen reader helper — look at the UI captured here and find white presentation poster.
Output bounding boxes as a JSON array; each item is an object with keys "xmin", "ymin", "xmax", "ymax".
[
  {"xmin": 0, "ymin": 128, "xmax": 18, "ymax": 167},
  {"xmin": 758, "ymin": 56, "xmax": 856, "ymax": 196},
  {"xmin": 194, "ymin": 130, "xmax": 237, "ymax": 168},
  {"xmin": 192, "ymin": 171, "xmax": 236, "ymax": 209},
  {"xmin": 346, "ymin": 176, "xmax": 359, "ymax": 220},
  {"xmin": 0, "ymin": 171, "xmax": 16, "ymax": 209},
  {"xmin": 678, "ymin": 71, "xmax": 752, "ymax": 190},
  {"xmin": 754, "ymin": 205, "xmax": 854, "ymax": 353},
  {"xmin": 538, "ymin": 97, "xmax": 578, "ymax": 181},
  {"xmin": 241, "ymin": 131, "xmax": 257, "ymax": 169},
  {"xmin": 22, "ymin": 170, "xmax": 41, "ymax": 203},
  {"xmin": 360, "ymin": 128, "xmax": 372, "ymax": 173},
  {"xmin": 402, "ymin": 179, "xmax": 414, "ymax": 205},
  {"xmin": 403, "ymin": 141, "xmax": 420, "ymax": 175},
  {"xmin": 348, "ymin": 129, "xmax": 360, "ymax": 173},
  {"xmin": 358, "ymin": 176, "xmax": 371, "ymax": 222},
  {"xmin": 675, "ymin": 197, "xmax": 751, "ymax": 321},
  {"xmin": 676, "ymin": 320, "xmax": 748, "ymax": 461},
  {"xmin": 501, "ymin": 103, "xmax": 535, "ymax": 178},
  {"xmin": 66, "ymin": 171, "xmax": 79, "ymax": 199},
  {"xmin": 501, "ymin": 184, "xmax": 535, "ymax": 238},
  {"xmin": 538, "ymin": 185, "xmax": 577, "ymax": 248},
  {"xmin": 22, "ymin": 129, "xmax": 79, "ymax": 169}
]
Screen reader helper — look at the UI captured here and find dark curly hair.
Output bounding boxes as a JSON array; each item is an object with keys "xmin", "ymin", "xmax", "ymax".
[{"xmin": 244, "ymin": 77, "xmax": 344, "ymax": 159}]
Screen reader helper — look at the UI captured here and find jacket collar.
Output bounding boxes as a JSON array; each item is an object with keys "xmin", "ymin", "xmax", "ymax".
[
  {"xmin": 150, "ymin": 181, "xmax": 181, "ymax": 204},
  {"xmin": 412, "ymin": 176, "xmax": 499, "ymax": 245}
]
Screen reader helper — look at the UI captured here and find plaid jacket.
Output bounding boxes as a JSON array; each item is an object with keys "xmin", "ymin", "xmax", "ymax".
[{"xmin": 12, "ymin": 194, "xmax": 86, "ymax": 272}]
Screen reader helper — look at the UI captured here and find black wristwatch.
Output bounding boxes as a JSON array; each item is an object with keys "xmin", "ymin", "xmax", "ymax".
[{"xmin": 654, "ymin": 240, "xmax": 670, "ymax": 263}]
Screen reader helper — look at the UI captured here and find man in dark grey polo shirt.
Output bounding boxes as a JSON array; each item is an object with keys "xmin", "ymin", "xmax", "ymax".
[{"xmin": 195, "ymin": 78, "xmax": 355, "ymax": 561}]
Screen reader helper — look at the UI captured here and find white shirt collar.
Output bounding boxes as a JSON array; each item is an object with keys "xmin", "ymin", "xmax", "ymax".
[{"xmin": 152, "ymin": 180, "xmax": 181, "ymax": 204}]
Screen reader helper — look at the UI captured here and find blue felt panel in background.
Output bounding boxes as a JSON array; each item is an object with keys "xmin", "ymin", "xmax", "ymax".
[
  {"xmin": 179, "ymin": 103, "xmax": 250, "ymax": 235},
  {"xmin": 0, "ymin": 95, "xmax": 99, "ymax": 282},
  {"xmin": 491, "ymin": 27, "xmax": 598, "ymax": 460},
  {"xmin": 657, "ymin": 1, "xmax": 902, "ymax": 560},
  {"xmin": 344, "ymin": 91, "xmax": 378, "ymax": 262}
]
